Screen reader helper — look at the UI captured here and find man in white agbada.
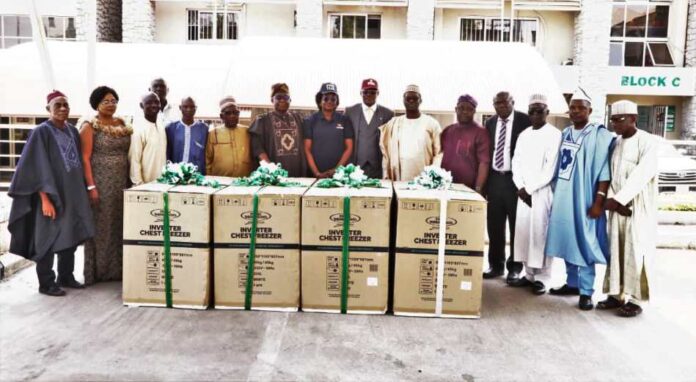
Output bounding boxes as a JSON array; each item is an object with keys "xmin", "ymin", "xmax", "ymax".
[
  {"xmin": 379, "ymin": 85, "xmax": 442, "ymax": 180},
  {"xmin": 508, "ymin": 94, "xmax": 562, "ymax": 295},
  {"xmin": 598, "ymin": 100, "xmax": 659, "ymax": 317}
]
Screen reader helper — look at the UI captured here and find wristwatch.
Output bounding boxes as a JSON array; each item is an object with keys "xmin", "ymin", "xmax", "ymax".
[{"xmin": 87, "ymin": 185, "xmax": 97, "ymax": 191}]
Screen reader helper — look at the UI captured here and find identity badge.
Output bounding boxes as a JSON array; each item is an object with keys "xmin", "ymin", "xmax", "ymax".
[{"xmin": 558, "ymin": 141, "xmax": 580, "ymax": 181}]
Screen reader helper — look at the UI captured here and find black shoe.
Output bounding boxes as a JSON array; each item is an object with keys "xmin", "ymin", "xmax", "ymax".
[
  {"xmin": 58, "ymin": 278, "xmax": 85, "ymax": 289},
  {"xmin": 483, "ymin": 268, "xmax": 504, "ymax": 279},
  {"xmin": 506, "ymin": 271, "xmax": 521, "ymax": 284},
  {"xmin": 531, "ymin": 281, "xmax": 546, "ymax": 295},
  {"xmin": 549, "ymin": 284, "xmax": 580, "ymax": 296},
  {"xmin": 508, "ymin": 277, "xmax": 532, "ymax": 288},
  {"xmin": 579, "ymin": 295, "xmax": 594, "ymax": 310},
  {"xmin": 38, "ymin": 284, "xmax": 66, "ymax": 297},
  {"xmin": 597, "ymin": 296, "xmax": 624, "ymax": 310}
]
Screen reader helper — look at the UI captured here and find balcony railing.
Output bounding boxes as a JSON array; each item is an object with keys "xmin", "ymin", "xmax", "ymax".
[{"xmin": 436, "ymin": 0, "xmax": 581, "ymax": 11}]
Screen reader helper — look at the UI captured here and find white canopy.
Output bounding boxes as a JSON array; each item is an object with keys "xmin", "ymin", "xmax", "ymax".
[{"xmin": 0, "ymin": 38, "xmax": 568, "ymax": 118}]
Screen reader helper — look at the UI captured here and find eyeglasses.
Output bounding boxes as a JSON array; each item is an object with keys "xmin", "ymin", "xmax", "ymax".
[
  {"xmin": 100, "ymin": 99, "xmax": 119, "ymax": 106},
  {"xmin": 528, "ymin": 108, "xmax": 546, "ymax": 115},
  {"xmin": 362, "ymin": 90, "xmax": 378, "ymax": 96},
  {"xmin": 322, "ymin": 95, "xmax": 338, "ymax": 102},
  {"xmin": 273, "ymin": 94, "xmax": 290, "ymax": 102},
  {"xmin": 610, "ymin": 116, "xmax": 627, "ymax": 123}
]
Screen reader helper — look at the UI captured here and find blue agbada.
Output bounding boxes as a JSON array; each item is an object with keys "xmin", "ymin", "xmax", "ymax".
[
  {"xmin": 165, "ymin": 120, "xmax": 209, "ymax": 174},
  {"xmin": 545, "ymin": 123, "xmax": 614, "ymax": 267}
]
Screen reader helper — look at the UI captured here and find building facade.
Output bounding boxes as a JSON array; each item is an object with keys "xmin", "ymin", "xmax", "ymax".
[{"xmin": 1, "ymin": 0, "xmax": 695, "ymax": 188}]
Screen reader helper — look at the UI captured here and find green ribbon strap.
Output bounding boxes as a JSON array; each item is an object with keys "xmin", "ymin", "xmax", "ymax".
[
  {"xmin": 162, "ymin": 192, "xmax": 173, "ymax": 308},
  {"xmin": 244, "ymin": 193, "xmax": 260, "ymax": 310},
  {"xmin": 340, "ymin": 196, "xmax": 351, "ymax": 314}
]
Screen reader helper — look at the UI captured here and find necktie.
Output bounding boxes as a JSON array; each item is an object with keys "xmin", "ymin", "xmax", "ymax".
[{"xmin": 495, "ymin": 118, "xmax": 507, "ymax": 170}]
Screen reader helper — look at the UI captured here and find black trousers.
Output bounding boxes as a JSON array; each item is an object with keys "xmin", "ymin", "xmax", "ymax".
[
  {"xmin": 35, "ymin": 246, "xmax": 77, "ymax": 288},
  {"xmin": 486, "ymin": 172, "xmax": 522, "ymax": 274}
]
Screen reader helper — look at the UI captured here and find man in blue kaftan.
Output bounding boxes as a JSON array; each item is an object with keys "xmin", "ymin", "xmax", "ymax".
[{"xmin": 545, "ymin": 88, "xmax": 615, "ymax": 311}]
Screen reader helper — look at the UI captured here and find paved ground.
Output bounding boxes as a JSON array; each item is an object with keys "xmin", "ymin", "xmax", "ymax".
[{"xmin": 1, "ymin": 248, "xmax": 696, "ymax": 381}]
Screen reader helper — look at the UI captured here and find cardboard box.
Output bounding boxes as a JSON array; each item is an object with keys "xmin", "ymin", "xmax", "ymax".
[
  {"xmin": 392, "ymin": 182, "xmax": 486, "ymax": 318},
  {"xmin": 301, "ymin": 181, "xmax": 392, "ymax": 314},
  {"xmin": 213, "ymin": 178, "xmax": 314, "ymax": 311},
  {"xmin": 123, "ymin": 183, "xmax": 216, "ymax": 309}
]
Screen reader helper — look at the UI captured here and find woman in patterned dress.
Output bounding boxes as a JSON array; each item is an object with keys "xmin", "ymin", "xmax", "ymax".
[{"xmin": 79, "ymin": 86, "xmax": 133, "ymax": 285}]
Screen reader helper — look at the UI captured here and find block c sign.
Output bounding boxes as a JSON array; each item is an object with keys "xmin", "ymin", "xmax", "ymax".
[{"xmin": 620, "ymin": 76, "xmax": 681, "ymax": 88}]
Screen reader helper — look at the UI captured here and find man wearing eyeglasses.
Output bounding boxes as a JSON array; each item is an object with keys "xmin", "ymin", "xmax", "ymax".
[
  {"xmin": 599, "ymin": 100, "xmax": 658, "ymax": 318},
  {"xmin": 249, "ymin": 83, "xmax": 307, "ymax": 177},
  {"xmin": 205, "ymin": 96, "xmax": 252, "ymax": 177},
  {"xmin": 508, "ymin": 94, "xmax": 561, "ymax": 295},
  {"xmin": 344, "ymin": 79, "xmax": 394, "ymax": 179}
]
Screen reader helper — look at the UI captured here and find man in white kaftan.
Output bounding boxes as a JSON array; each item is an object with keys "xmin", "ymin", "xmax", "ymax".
[
  {"xmin": 379, "ymin": 85, "xmax": 442, "ymax": 181},
  {"xmin": 509, "ymin": 94, "xmax": 562, "ymax": 294},
  {"xmin": 599, "ymin": 100, "xmax": 659, "ymax": 317}
]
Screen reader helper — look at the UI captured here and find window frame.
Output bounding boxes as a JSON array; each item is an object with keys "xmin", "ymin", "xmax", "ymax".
[
  {"xmin": 186, "ymin": 9, "xmax": 240, "ymax": 42},
  {"xmin": 327, "ymin": 13, "xmax": 382, "ymax": 40},
  {"xmin": 0, "ymin": 14, "xmax": 32, "ymax": 49},
  {"xmin": 42, "ymin": 15, "xmax": 77, "ymax": 42},
  {"xmin": 608, "ymin": 1, "xmax": 674, "ymax": 67},
  {"xmin": 458, "ymin": 16, "xmax": 539, "ymax": 47}
]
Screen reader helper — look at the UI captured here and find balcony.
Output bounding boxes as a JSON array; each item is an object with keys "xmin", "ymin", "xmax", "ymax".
[
  {"xmin": 323, "ymin": 0, "xmax": 408, "ymax": 7},
  {"xmin": 436, "ymin": 0, "xmax": 581, "ymax": 11}
]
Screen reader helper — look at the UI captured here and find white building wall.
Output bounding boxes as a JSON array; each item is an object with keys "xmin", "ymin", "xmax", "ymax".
[
  {"xmin": 0, "ymin": 0, "xmax": 77, "ymax": 16},
  {"xmin": 296, "ymin": 0, "xmax": 323, "ymax": 37},
  {"xmin": 407, "ymin": 0, "xmax": 435, "ymax": 40},
  {"xmin": 244, "ymin": 4, "xmax": 295, "ymax": 38},
  {"xmin": 435, "ymin": 8, "xmax": 575, "ymax": 66},
  {"xmin": 323, "ymin": 5, "xmax": 407, "ymax": 39},
  {"xmin": 123, "ymin": 0, "xmax": 155, "ymax": 43}
]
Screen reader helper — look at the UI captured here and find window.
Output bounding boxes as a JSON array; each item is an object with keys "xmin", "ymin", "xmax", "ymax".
[
  {"xmin": 42, "ymin": 16, "xmax": 77, "ymax": 41},
  {"xmin": 329, "ymin": 14, "xmax": 381, "ymax": 39},
  {"xmin": 460, "ymin": 18, "xmax": 537, "ymax": 46},
  {"xmin": 609, "ymin": 2, "xmax": 673, "ymax": 66},
  {"xmin": 187, "ymin": 10, "xmax": 238, "ymax": 42},
  {"xmin": 1, "ymin": 15, "xmax": 32, "ymax": 49}
]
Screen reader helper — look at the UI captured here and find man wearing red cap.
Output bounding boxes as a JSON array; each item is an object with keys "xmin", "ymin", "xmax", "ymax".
[
  {"xmin": 8, "ymin": 91, "xmax": 95, "ymax": 296},
  {"xmin": 344, "ymin": 78, "xmax": 394, "ymax": 179}
]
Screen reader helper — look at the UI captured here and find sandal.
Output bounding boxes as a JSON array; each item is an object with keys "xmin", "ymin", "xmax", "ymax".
[
  {"xmin": 597, "ymin": 296, "xmax": 624, "ymax": 310},
  {"xmin": 617, "ymin": 302, "xmax": 643, "ymax": 317}
]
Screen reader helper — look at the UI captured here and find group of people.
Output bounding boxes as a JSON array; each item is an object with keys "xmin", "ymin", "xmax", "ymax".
[{"xmin": 7, "ymin": 77, "xmax": 658, "ymax": 318}]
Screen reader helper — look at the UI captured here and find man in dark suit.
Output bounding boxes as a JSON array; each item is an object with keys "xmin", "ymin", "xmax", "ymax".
[
  {"xmin": 344, "ymin": 78, "xmax": 394, "ymax": 179},
  {"xmin": 484, "ymin": 91, "xmax": 532, "ymax": 283}
]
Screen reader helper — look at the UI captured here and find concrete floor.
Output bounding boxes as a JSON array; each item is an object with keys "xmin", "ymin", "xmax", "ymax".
[{"xmin": 2, "ymin": 249, "xmax": 696, "ymax": 382}]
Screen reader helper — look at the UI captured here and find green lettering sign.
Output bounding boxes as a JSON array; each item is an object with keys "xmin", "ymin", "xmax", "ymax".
[{"xmin": 621, "ymin": 76, "xmax": 682, "ymax": 88}]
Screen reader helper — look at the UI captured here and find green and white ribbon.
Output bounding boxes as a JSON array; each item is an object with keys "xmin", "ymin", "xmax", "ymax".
[
  {"xmin": 407, "ymin": 165, "xmax": 453, "ymax": 190},
  {"xmin": 157, "ymin": 161, "xmax": 221, "ymax": 188},
  {"xmin": 162, "ymin": 193, "xmax": 173, "ymax": 308},
  {"xmin": 314, "ymin": 165, "xmax": 380, "ymax": 313},
  {"xmin": 233, "ymin": 161, "xmax": 300, "ymax": 187},
  {"xmin": 244, "ymin": 194, "xmax": 260, "ymax": 310},
  {"xmin": 316, "ymin": 164, "xmax": 381, "ymax": 189}
]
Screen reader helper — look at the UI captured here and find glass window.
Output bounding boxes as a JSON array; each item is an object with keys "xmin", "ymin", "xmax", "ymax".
[
  {"xmin": 330, "ymin": 15, "xmax": 340, "ymax": 39},
  {"xmin": 216, "ymin": 13, "xmax": 225, "ymax": 40},
  {"xmin": 624, "ymin": 41, "xmax": 644, "ymax": 66},
  {"xmin": 367, "ymin": 16, "xmax": 381, "ymax": 39},
  {"xmin": 460, "ymin": 18, "xmax": 537, "ymax": 46},
  {"xmin": 610, "ymin": 5, "xmax": 625, "ymax": 37},
  {"xmin": 3, "ymin": 15, "xmax": 31, "ymax": 37},
  {"xmin": 199, "ymin": 12, "xmax": 213, "ymax": 40},
  {"xmin": 647, "ymin": 5, "xmax": 669, "ymax": 38},
  {"xmin": 625, "ymin": 5, "xmax": 647, "ymax": 37},
  {"xmin": 460, "ymin": 18, "xmax": 485, "ymax": 41},
  {"xmin": 66, "ymin": 18, "xmax": 76, "ymax": 39},
  {"xmin": 227, "ymin": 13, "xmax": 237, "ymax": 40},
  {"xmin": 609, "ymin": 42, "xmax": 623, "ymax": 66},
  {"xmin": 647, "ymin": 42, "xmax": 674, "ymax": 66},
  {"xmin": 188, "ymin": 10, "xmax": 199, "ymax": 41},
  {"xmin": 330, "ymin": 15, "xmax": 380, "ymax": 40}
]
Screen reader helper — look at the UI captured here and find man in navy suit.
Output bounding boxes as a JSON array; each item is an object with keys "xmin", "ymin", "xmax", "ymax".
[
  {"xmin": 344, "ymin": 79, "xmax": 394, "ymax": 179},
  {"xmin": 484, "ymin": 91, "xmax": 532, "ymax": 283}
]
